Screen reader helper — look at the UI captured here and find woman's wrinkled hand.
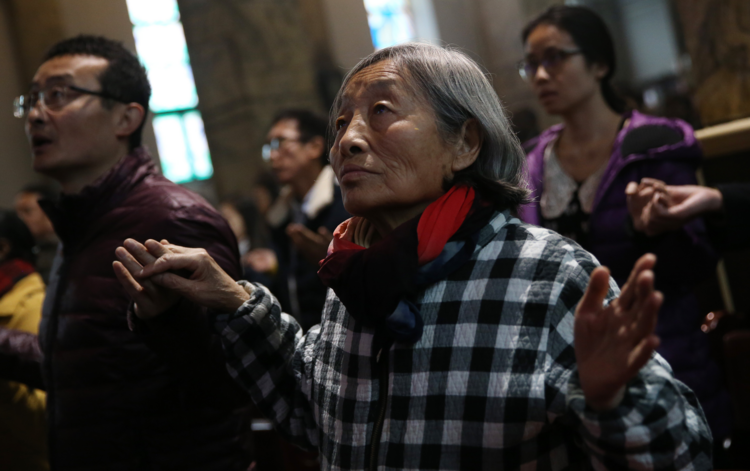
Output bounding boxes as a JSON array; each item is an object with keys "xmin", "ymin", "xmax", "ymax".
[
  {"xmin": 113, "ymin": 239, "xmax": 251, "ymax": 319},
  {"xmin": 575, "ymin": 253, "xmax": 663, "ymax": 411}
]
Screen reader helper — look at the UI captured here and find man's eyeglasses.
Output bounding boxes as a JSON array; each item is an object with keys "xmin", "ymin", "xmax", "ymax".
[
  {"xmin": 517, "ymin": 48, "xmax": 582, "ymax": 82},
  {"xmin": 262, "ymin": 137, "xmax": 302, "ymax": 161},
  {"xmin": 13, "ymin": 84, "xmax": 124, "ymax": 118}
]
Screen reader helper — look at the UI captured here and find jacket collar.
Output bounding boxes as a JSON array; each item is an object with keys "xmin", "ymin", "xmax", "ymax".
[{"xmin": 40, "ymin": 147, "xmax": 158, "ymax": 245}]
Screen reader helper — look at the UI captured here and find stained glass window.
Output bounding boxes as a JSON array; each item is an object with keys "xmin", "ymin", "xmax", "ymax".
[
  {"xmin": 126, "ymin": 0, "xmax": 213, "ymax": 184},
  {"xmin": 363, "ymin": 0, "xmax": 439, "ymax": 49},
  {"xmin": 364, "ymin": 0, "xmax": 416, "ymax": 49}
]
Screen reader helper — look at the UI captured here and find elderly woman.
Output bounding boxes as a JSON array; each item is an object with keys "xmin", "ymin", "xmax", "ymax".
[{"xmin": 114, "ymin": 44, "xmax": 711, "ymax": 470}]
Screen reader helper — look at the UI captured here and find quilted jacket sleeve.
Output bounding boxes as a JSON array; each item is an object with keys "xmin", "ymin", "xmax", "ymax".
[
  {"xmin": 544, "ymin": 247, "xmax": 713, "ymax": 470},
  {"xmin": 216, "ymin": 282, "xmax": 319, "ymax": 450}
]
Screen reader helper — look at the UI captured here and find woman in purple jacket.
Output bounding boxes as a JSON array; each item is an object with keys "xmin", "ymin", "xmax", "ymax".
[{"xmin": 518, "ymin": 5, "xmax": 731, "ymax": 445}]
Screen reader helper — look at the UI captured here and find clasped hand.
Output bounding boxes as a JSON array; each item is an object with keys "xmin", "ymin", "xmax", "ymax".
[
  {"xmin": 113, "ymin": 239, "xmax": 250, "ymax": 319},
  {"xmin": 626, "ymin": 178, "xmax": 723, "ymax": 236},
  {"xmin": 114, "ymin": 240, "xmax": 662, "ymax": 412}
]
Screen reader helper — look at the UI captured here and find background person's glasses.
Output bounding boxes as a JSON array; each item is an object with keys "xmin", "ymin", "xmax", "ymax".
[
  {"xmin": 13, "ymin": 85, "xmax": 123, "ymax": 118},
  {"xmin": 262, "ymin": 137, "xmax": 302, "ymax": 161},
  {"xmin": 517, "ymin": 48, "xmax": 582, "ymax": 82}
]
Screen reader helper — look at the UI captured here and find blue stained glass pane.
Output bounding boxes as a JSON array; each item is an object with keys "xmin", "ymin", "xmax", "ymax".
[
  {"xmin": 153, "ymin": 114, "xmax": 192, "ymax": 183},
  {"xmin": 364, "ymin": 0, "xmax": 416, "ymax": 49},
  {"xmin": 183, "ymin": 111, "xmax": 213, "ymax": 179},
  {"xmin": 126, "ymin": 0, "xmax": 180, "ymax": 26}
]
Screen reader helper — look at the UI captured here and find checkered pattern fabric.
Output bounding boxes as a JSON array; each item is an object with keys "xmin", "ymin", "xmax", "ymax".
[{"xmin": 216, "ymin": 211, "xmax": 712, "ymax": 470}]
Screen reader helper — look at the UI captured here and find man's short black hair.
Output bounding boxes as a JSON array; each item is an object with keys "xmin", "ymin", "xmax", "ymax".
[
  {"xmin": 43, "ymin": 35, "xmax": 151, "ymax": 151},
  {"xmin": 270, "ymin": 109, "xmax": 329, "ymax": 164},
  {"xmin": 0, "ymin": 210, "xmax": 37, "ymax": 265}
]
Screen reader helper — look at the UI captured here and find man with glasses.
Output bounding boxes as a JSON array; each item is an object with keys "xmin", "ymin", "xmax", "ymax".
[
  {"xmin": 248, "ymin": 109, "xmax": 348, "ymax": 330},
  {"xmin": 0, "ymin": 35, "xmax": 252, "ymax": 470}
]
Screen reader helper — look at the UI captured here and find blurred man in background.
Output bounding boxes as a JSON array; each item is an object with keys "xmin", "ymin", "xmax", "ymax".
[
  {"xmin": 15, "ymin": 184, "xmax": 59, "ymax": 283},
  {"xmin": 247, "ymin": 109, "xmax": 349, "ymax": 330}
]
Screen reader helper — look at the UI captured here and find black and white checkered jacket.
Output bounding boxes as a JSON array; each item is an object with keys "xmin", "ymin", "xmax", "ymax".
[{"xmin": 217, "ymin": 211, "xmax": 712, "ymax": 470}]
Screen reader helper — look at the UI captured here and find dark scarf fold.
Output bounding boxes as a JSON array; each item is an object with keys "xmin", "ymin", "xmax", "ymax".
[
  {"xmin": 318, "ymin": 186, "xmax": 495, "ymax": 343},
  {"xmin": 0, "ymin": 259, "xmax": 36, "ymax": 298}
]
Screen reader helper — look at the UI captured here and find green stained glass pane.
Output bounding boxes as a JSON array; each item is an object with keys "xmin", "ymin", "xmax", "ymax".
[
  {"xmin": 126, "ymin": 0, "xmax": 180, "ymax": 26},
  {"xmin": 147, "ymin": 64, "xmax": 199, "ymax": 112},
  {"xmin": 132, "ymin": 23, "xmax": 198, "ymax": 112},
  {"xmin": 132, "ymin": 23, "xmax": 189, "ymax": 70},
  {"xmin": 183, "ymin": 111, "xmax": 213, "ymax": 180},
  {"xmin": 153, "ymin": 114, "xmax": 192, "ymax": 183}
]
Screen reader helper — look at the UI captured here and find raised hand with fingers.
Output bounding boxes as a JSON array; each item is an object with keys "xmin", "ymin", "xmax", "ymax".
[
  {"xmin": 114, "ymin": 239, "xmax": 251, "ymax": 319},
  {"xmin": 575, "ymin": 253, "xmax": 663, "ymax": 411}
]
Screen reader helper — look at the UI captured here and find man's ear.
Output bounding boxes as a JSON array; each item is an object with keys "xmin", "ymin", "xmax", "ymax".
[
  {"xmin": 452, "ymin": 119, "xmax": 482, "ymax": 173},
  {"xmin": 114, "ymin": 103, "xmax": 146, "ymax": 141},
  {"xmin": 304, "ymin": 136, "xmax": 326, "ymax": 164}
]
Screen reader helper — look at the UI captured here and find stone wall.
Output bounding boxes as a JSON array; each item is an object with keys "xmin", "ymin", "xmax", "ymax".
[{"xmin": 675, "ymin": 0, "xmax": 750, "ymax": 125}]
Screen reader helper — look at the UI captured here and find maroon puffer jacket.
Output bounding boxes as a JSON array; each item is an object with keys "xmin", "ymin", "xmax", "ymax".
[{"xmin": 35, "ymin": 149, "xmax": 251, "ymax": 470}]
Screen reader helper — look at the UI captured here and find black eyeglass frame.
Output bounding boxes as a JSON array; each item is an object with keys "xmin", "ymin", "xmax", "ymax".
[
  {"xmin": 13, "ymin": 84, "xmax": 126, "ymax": 118},
  {"xmin": 517, "ymin": 48, "xmax": 582, "ymax": 82}
]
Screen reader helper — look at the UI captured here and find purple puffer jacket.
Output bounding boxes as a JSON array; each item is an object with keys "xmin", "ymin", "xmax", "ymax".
[{"xmin": 520, "ymin": 110, "xmax": 731, "ymax": 438}]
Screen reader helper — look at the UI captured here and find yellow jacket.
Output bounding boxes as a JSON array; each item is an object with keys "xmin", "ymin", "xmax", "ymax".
[{"xmin": 0, "ymin": 272, "xmax": 48, "ymax": 471}]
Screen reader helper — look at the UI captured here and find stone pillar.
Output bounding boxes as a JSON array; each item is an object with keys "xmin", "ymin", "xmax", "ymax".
[
  {"xmin": 675, "ymin": 0, "xmax": 750, "ymax": 126},
  {"xmin": 177, "ymin": 0, "xmax": 325, "ymax": 198},
  {"xmin": 0, "ymin": 1, "xmax": 40, "ymax": 206}
]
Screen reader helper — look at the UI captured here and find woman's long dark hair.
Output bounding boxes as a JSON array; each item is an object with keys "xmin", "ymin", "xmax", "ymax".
[{"xmin": 522, "ymin": 5, "xmax": 626, "ymax": 114}]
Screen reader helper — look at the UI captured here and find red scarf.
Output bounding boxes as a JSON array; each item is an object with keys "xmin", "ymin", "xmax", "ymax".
[
  {"xmin": 0, "ymin": 259, "xmax": 36, "ymax": 299},
  {"xmin": 318, "ymin": 186, "xmax": 487, "ymax": 342},
  {"xmin": 326, "ymin": 186, "xmax": 475, "ymax": 265}
]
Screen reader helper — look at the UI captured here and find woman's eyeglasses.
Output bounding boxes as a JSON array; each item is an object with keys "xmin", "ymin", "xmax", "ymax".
[
  {"xmin": 13, "ymin": 85, "xmax": 123, "ymax": 118},
  {"xmin": 517, "ymin": 48, "xmax": 582, "ymax": 82}
]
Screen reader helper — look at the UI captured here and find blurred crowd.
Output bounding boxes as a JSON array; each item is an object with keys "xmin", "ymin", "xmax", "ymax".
[{"xmin": 0, "ymin": 5, "xmax": 748, "ymax": 471}]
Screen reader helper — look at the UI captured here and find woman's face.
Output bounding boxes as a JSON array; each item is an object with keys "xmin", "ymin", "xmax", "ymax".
[
  {"xmin": 524, "ymin": 24, "xmax": 606, "ymax": 115},
  {"xmin": 330, "ymin": 60, "xmax": 461, "ymax": 221}
]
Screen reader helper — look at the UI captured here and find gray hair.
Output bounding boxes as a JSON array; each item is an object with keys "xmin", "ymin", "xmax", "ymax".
[{"xmin": 330, "ymin": 43, "xmax": 529, "ymax": 210}]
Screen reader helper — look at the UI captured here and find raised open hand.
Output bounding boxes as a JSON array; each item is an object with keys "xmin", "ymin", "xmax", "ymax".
[
  {"xmin": 114, "ymin": 239, "xmax": 250, "ymax": 319},
  {"xmin": 575, "ymin": 254, "xmax": 663, "ymax": 411}
]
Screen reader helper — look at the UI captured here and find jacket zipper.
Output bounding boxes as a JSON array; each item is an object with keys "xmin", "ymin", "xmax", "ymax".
[{"xmin": 369, "ymin": 342, "xmax": 391, "ymax": 471}]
